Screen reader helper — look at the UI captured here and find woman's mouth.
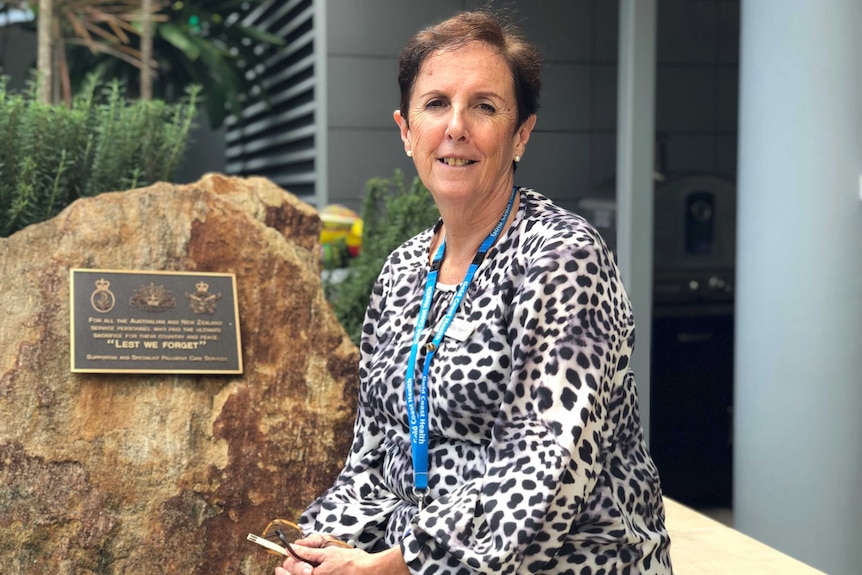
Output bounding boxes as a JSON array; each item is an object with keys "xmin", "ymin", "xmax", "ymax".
[{"xmin": 439, "ymin": 157, "xmax": 476, "ymax": 166}]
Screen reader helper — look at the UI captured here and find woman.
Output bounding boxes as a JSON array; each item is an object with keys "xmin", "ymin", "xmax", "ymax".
[{"xmin": 277, "ymin": 9, "xmax": 672, "ymax": 575}]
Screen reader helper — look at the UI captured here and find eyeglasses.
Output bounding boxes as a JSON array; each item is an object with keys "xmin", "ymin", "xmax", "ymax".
[{"xmin": 250, "ymin": 519, "xmax": 352, "ymax": 568}]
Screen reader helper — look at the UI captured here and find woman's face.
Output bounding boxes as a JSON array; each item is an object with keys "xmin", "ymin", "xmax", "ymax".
[{"xmin": 394, "ymin": 42, "xmax": 536, "ymax": 206}]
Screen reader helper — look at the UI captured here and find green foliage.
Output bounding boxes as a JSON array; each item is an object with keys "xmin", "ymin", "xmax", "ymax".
[
  {"xmin": 63, "ymin": 0, "xmax": 285, "ymax": 128},
  {"xmin": 0, "ymin": 75, "xmax": 198, "ymax": 237},
  {"xmin": 325, "ymin": 170, "xmax": 440, "ymax": 346}
]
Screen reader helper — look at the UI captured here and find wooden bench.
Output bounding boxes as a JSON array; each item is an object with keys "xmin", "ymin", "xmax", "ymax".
[{"xmin": 665, "ymin": 498, "xmax": 826, "ymax": 574}]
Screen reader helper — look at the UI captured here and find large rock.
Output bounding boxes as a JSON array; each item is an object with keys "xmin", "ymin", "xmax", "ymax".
[{"xmin": 0, "ymin": 174, "xmax": 360, "ymax": 574}]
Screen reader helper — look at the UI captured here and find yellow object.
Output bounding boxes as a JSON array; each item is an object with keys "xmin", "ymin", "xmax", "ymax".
[
  {"xmin": 346, "ymin": 219, "xmax": 363, "ymax": 256},
  {"xmin": 319, "ymin": 205, "xmax": 363, "ymax": 258}
]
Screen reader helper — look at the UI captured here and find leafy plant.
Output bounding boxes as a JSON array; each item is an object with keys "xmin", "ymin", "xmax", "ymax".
[
  {"xmin": 62, "ymin": 0, "xmax": 284, "ymax": 127},
  {"xmin": 0, "ymin": 75, "xmax": 198, "ymax": 236},
  {"xmin": 18, "ymin": 0, "xmax": 166, "ymax": 105},
  {"xmin": 325, "ymin": 170, "xmax": 439, "ymax": 346},
  {"xmin": 9, "ymin": 0, "xmax": 281, "ymax": 125}
]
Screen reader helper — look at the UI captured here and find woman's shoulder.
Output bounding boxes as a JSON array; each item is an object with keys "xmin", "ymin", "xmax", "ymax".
[
  {"xmin": 514, "ymin": 188, "xmax": 632, "ymax": 321},
  {"xmin": 517, "ymin": 187, "xmax": 611, "ymax": 256},
  {"xmin": 382, "ymin": 224, "xmax": 437, "ymax": 272}
]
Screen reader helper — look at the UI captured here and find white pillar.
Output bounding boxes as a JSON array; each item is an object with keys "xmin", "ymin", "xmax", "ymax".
[
  {"xmin": 735, "ymin": 1, "xmax": 862, "ymax": 573},
  {"xmin": 616, "ymin": 0, "xmax": 656, "ymax": 438}
]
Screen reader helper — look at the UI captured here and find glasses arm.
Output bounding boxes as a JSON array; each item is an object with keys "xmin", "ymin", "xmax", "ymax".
[{"xmin": 276, "ymin": 528, "xmax": 321, "ymax": 568}]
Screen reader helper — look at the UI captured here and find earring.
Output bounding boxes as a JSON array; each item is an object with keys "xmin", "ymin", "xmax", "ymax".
[
  {"xmin": 406, "ymin": 150, "xmax": 413, "ymax": 157},
  {"xmin": 514, "ymin": 155, "xmax": 521, "ymax": 163}
]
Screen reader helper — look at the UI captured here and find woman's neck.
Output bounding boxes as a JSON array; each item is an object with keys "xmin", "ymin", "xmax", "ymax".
[{"xmin": 430, "ymin": 187, "xmax": 519, "ymax": 283}]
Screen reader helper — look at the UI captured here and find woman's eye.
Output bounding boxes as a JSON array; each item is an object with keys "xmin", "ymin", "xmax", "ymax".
[
  {"xmin": 426, "ymin": 99, "xmax": 446, "ymax": 109},
  {"xmin": 478, "ymin": 103, "xmax": 496, "ymax": 113}
]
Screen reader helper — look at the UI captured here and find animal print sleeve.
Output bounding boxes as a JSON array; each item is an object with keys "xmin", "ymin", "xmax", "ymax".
[
  {"xmin": 299, "ymin": 258, "xmax": 403, "ymax": 549},
  {"xmin": 401, "ymin": 235, "xmax": 634, "ymax": 574}
]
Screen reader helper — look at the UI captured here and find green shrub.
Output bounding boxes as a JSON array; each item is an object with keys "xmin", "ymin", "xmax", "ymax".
[
  {"xmin": 0, "ymin": 76, "xmax": 198, "ymax": 237},
  {"xmin": 325, "ymin": 169, "xmax": 439, "ymax": 346}
]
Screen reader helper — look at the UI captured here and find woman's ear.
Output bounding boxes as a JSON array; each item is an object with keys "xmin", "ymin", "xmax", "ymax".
[
  {"xmin": 393, "ymin": 109, "xmax": 412, "ymax": 157},
  {"xmin": 514, "ymin": 114, "xmax": 537, "ymax": 157}
]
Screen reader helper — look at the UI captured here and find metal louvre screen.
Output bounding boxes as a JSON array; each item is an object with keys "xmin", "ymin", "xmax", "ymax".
[{"xmin": 225, "ymin": 0, "xmax": 318, "ymax": 205}]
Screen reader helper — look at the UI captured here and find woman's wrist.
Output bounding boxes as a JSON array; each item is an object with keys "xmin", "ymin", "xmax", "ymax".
[{"xmin": 368, "ymin": 546, "xmax": 410, "ymax": 575}]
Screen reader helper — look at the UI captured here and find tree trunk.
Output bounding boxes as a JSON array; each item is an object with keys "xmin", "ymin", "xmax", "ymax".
[
  {"xmin": 36, "ymin": 0, "xmax": 53, "ymax": 104},
  {"xmin": 140, "ymin": 0, "xmax": 153, "ymax": 100}
]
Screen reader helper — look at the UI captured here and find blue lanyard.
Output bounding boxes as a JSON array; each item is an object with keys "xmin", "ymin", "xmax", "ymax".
[{"xmin": 405, "ymin": 186, "xmax": 517, "ymax": 509}]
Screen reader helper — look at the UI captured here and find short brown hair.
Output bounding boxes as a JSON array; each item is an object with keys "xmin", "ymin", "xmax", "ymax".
[{"xmin": 397, "ymin": 9, "xmax": 542, "ymax": 132}]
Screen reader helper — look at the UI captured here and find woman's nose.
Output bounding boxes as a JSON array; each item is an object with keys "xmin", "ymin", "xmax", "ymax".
[{"xmin": 445, "ymin": 108, "xmax": 469, "ymax": 141}]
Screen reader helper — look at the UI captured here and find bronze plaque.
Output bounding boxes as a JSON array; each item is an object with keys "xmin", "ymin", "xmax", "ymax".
[{"xmin": 70, "ymin": 269, "xmax": 243, "ymax": 374}]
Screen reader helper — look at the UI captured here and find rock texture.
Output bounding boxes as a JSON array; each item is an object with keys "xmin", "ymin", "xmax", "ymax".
[{"xmin": 0, "ymin": 174, "xmax": 360, "ymax": 574}]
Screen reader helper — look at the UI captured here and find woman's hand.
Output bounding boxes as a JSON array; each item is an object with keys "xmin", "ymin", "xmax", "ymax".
[
  {"xmin": 273, "ymin": 532, "xmax": 326, "ymax": 575},
  {"xmin": 274, "ymin": 537, "xmax": 409, "ymax": 575}
]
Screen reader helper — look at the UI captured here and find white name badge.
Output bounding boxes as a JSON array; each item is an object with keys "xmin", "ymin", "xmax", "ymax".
[{"xmin": 443, "ymin": 317, "xmax": 475, "ymax": 342}]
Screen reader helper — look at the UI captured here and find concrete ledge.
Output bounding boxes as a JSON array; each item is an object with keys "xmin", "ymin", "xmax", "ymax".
[{"xmin": 665, "ymin": 498, "xmax": 826, "ymax": 574}]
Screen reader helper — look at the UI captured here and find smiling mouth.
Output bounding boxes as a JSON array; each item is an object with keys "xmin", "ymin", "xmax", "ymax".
[{"xmin": 439, "ymin": 158, "xmax": 476, "ymax": 166}]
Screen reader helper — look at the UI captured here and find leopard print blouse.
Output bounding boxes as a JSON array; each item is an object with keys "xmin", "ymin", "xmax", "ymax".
[{"xmin": 300, "ymin": 188, "xmax": 672, "ymax": 574}]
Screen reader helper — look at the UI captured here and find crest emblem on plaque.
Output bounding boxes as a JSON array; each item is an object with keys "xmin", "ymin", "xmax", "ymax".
[
  {"xmin": 90, "ymin": 278, "xmax": 116, "ymax": 313},
  {"xmin": 129, "ymin": 282, "xmax": 177, "ymax": 312},
  {"xmin": 186, "ymin": 281, "xmax": 221, "ymax": 315}
]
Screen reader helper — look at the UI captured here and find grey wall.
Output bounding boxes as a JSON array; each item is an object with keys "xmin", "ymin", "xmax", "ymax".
[
  {"xmin": 173, "ymin": 118, "xmax": 226, "ymax": 185},
  {"xmin": 656, "ymin": 0, "xmax": 739, "ymax": 178},
  {"xmin": 323, "ymin": 0, "xmax": 739, "ymax": 215},
  {"xmin": 735, "ymin": 0, "xmax": 862, "ymax": 573},
  {"xmin": 1, "ymin": 26, "xmax": 36, "ymax": 91}
]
